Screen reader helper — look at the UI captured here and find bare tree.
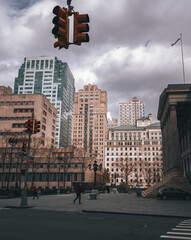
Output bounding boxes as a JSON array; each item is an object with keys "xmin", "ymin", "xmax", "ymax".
[
  {"xmin": 97, "ymin": 169, "xmax": 110, "ymax": 190},
  {"xmin": 75, "ymin": 147, "xmax": 94, "ymax": 184},
  {"xmin": 45, "ymin": 147, "xmax": 55, "ymax": 189},
  {"xmin": 27, "ymin": 136, "xmax": 45, "ymax": 188},
  {"xmin": 0, "ymin": 134, "xmax": 10, "ymax": 189},
  {"xmin": 62, "ymin": 151, "xmax": 73, "ymax": 190},
  {"xmin": 114, "ymin": 157, "xmax": 132, "ymax": 187},
  {"xmin": 72, "ymin": 139, "xmax": 95, "ymax": 184}
]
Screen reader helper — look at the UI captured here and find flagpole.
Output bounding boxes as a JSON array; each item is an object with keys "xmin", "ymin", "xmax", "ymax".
[{"xmin": 180, "ymin": 33, "xmax": 186, "ymax": 84}]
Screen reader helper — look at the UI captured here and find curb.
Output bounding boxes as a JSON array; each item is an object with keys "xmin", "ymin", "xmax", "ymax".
[
  {"xmin": 82, "ymin": 209, "xmax": 190, "ymax": 219},
  {"xmin": 5, "ymin": 205, "xmax": 34, "ymax": 209}
]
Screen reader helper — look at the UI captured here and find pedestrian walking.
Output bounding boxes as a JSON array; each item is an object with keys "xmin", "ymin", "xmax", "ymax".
[
  {"xmin": 33, "ymin": 185, "xmax": 39, "ymax": 199},
  {"xmin": 73, "ymin": 184, "xmax": 82, "ymax": 204}
]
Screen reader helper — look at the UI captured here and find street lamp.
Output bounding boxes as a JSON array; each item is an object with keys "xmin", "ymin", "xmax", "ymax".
[
  {"xmin": 88, "ymin": 160, "xmax": 102, "ymax": 189},
  {"xmin": 114, "ymin": 172, "xmax": 117, "ymax": 187}
]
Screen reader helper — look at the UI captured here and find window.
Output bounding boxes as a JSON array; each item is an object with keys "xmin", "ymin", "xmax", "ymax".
[{"xmin": 36, "ymin": 60, "xmax": 39, "ymax": 69}]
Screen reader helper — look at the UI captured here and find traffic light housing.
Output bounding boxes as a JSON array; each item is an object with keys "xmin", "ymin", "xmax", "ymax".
[
  {"xmin": 34, "ymin": 120, "xmax": 41, "ymax": 134},
  {"xmin": 28, "ymin": 119, "xmax": 33, "ymax": 133},
  {"xmin": 9, "ymin": 138, "xmax": 17, "ymax": 144},
  {"xmin": 24, "ymin": 119, "xmax": 34, "ymax": 133},
  {"xmin": 73, "ymin": 12, "xmax": 90, "ymax": 45},
  {"xmin": 22, "ymin": 142, "xmax": 27, "ymax": 152},
  {"xmin": 52, "ymin": 6, "xmax": 70, "ymax": 49}
]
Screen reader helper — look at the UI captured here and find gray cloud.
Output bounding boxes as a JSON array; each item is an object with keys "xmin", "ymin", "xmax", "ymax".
[{"xmin": 0, "ymin": 0, "xmax": 191, "ymax": 123}]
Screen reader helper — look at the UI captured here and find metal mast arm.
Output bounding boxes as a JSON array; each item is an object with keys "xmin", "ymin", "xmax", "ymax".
[{"xmin": 67, "ymin": 0, "xmax": 74, "ymax": 10}]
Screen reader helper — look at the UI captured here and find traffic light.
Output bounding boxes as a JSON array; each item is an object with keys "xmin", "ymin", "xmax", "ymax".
[
  {"xmin": 73, "ymin": 12, "xmax": 90, "ymax": 45},
  {"xmin": 22, "ymin": 142, "xmax": 27, "ymax": 152},
  {"xmin": 34, "ymin": 120, "xmax": 41, "ymax": 134},
  {"xmin": 9, "ymin": 138, "xmax": 17, "ymax": 144},
  {"xmin": 28, "ymin": 119, "xmax": 34, "ymax": 133},
  {"xmin": 52, "ymin": 6, "xmax": 70, "ymax": 49},
  {"xmin": 24, "ymin": 119, "xmax": 34, "ymax": 133}
]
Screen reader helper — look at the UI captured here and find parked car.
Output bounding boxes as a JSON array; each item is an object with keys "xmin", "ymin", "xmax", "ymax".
[{"xmin": 157, "ymin": 187, "xmax": 191, "ymax": 200}]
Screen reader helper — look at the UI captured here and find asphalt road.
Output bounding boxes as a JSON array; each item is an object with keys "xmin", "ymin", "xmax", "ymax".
[{"xmin": 0, "ymin": 208, "xmax": 186, "ymax": 240}]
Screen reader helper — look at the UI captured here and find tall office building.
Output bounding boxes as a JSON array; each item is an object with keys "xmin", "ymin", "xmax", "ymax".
[
  {"xmin": 119, "ymin": 97, "xmax": 145, "ymax": 126},
  {"xmin": 14, "ymin": 56, "xmax": 75, "ymax": 148},
  {"xmin": 71, "ymin": 84, "xmax": 107, "ymax": 164}
]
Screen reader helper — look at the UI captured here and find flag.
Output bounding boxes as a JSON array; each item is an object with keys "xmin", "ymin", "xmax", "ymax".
[{"xmin": 171, "ymin": 38, "xmax": 181, "ymax": 46}]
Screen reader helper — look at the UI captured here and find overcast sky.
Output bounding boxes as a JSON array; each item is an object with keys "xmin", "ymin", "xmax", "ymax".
[{"xmin": 1, "ymin": 0, "xmax": 191, "ymax": 122}]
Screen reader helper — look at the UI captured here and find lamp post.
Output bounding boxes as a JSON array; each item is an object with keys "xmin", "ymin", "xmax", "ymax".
[
  {"xmin": 89, "ymin": 160, "xmax": 102, "ymax": 189},
  {"xmin": 114, "ymin": 172, "xmax": 117, "ymax": 187}
]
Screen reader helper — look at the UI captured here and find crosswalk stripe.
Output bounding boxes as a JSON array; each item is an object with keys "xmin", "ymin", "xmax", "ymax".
[
  {"xmin": 160, "ymin": 220, "xmax": 191, "ymax": 239},
  {"xmin": 176, "ymin": 226, "xmax": 191, "ymax": 229},
  {"xmin": 173, "ymin": 229, "xmax": 191, "ymax": 232},
  {"xmin": 160, "ymin": 235, "xmax": 191, "ymax": 239},
  {"xmin": 167, "ymin": 232, "xmax": 191, "ymax": 236}
]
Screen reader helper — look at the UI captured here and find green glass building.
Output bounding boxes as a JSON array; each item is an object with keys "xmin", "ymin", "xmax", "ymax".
[{"xmin": 14, "ymin": 56, "xmax": 75, "ymax": 148}]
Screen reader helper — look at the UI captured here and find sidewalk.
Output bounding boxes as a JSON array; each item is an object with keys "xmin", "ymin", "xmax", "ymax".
[{"xmin": 0, "ymin": 192, "xmax": 191, "ymax": 218}]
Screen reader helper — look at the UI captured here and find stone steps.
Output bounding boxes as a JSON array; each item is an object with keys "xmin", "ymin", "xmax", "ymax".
[{"xmin": 142, "ymin": 173, "xmax": 191, "ymax": 198}]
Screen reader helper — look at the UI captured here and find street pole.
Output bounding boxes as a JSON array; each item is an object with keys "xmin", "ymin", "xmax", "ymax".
[
  {"xmin": 94, "ymin": 167, "xmax": 97, "ymax": 189},
  {"xmin": 57, "ymin": 157, "xmax": 62, "ymax": 194},
  {"xmin": 7, "ymin": 139, "xmax": 17, "ymax": 191},
  {"xmin": 20, "ymin": 133, "xmax": 31, "ymax": 207},
  {"xmin": 180, "ymin": 33, "xmax": 186, "ymax": 84},
  {"xmin": 67, "ymin": 0, "xmax": 74, "ymax": 10},
  {"xmin": 89, "ymin": 160, "xmax": 102, "ymax": 190},
  {"xmin": 6, "ymin": 143, "xmax": 14, "ymax": 191}
]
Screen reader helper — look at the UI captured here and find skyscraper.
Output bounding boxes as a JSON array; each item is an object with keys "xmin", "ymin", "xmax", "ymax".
[
  {"xmin": 119, "ymin": 97, "xmax": 145, "ymax": 126},
  {"xmin": 71, "ymin": 84, "xmax": 107, "ymax": 164},
  {"xmin": 14, "ymin": 56, "xmax": 75, "ymax": 148}
]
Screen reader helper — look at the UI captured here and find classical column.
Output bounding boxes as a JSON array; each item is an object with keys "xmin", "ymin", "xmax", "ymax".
[
  {"xmin": 161, "ymin": 121, "xmax": 170, "ymax": 174},
  {"xmin": 167, "ymin": 105, "xmax": 181, "ymax": 172}
]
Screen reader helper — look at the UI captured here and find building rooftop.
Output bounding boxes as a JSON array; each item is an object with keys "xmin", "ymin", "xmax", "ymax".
[
  {"xmin": 109, "ymin": 122, "xmax": 160, "ymax": 131},
  {"xmin": 167, "ymin": 84, "xmax": 191, "ymax": 89}
]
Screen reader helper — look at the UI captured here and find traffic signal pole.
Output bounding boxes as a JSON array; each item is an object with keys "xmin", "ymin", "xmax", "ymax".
[
  {"xmin": 20, "ymin": 132, "xmax": 31, "ymax": 207},
  {"xmin": 21, "ymin": 115, "xmax": 41, "ymax": 206},
  {"xmin": 67, "ymin": 0, "xmax": 74, "ymax": 10}
]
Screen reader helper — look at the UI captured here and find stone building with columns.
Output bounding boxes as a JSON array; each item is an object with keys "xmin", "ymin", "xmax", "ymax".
[
  {"xmin": 158, "ymin": 84, "xmax": 191, "ymax": 182},
  {"xmin": 143, "ymin": 84, "xmax": 191, "ymax": 197}
]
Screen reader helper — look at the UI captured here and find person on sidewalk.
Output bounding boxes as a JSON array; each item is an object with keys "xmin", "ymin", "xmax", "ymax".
[
  {"xmin": 73, "ymin": 184, "xmax": 82, "ymax": 204},
  {"xmin": 33, "ymin": 185, "xmax": 39, "ymax": 200}
]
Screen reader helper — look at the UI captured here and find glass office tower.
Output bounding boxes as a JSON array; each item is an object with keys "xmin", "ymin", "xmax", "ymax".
[{"xmin": 14, "ymin": 56, "xmax": 75, "ymax": 148}]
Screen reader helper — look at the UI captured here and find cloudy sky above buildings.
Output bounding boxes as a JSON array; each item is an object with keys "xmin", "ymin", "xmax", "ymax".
[{"xmin": 0, "ymin": 0, "xmax": 191, "ymax": 121}]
